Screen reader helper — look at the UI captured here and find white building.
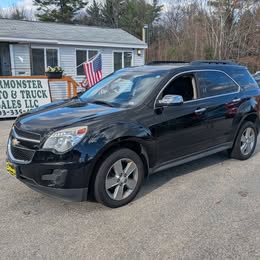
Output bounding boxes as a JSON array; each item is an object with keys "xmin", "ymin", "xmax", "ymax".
[{"xmin": 0, "ymin": 19, "xmax": 147, "ymax": 98}]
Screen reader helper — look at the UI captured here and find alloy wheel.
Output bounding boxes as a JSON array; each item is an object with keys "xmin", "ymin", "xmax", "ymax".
[
  {"xmin": 240, "ymin": 127, "xmax": 256, "ymax": 156},
  {"xmin": 105, "ymin": 158, "xmax": 138, "ymax": 201}
]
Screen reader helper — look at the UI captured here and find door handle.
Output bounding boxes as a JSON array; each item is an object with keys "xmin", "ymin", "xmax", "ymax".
[
  {"xmin": 195, "ymin": 108, "xmax": 206, "ymax": 113},
  {"xmin": 232, "ymin": 98, "xmax": 241, "ymax": 103}
]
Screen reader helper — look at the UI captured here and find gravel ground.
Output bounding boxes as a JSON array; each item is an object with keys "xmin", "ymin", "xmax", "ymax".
[{"xmin": 0, "ymin": 119, "xmax": 260, "ymax": 260}]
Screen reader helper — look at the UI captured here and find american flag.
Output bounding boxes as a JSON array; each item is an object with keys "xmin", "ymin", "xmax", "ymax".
[{"xmin": 83, "ymin": 53, "xmax": 102, "ymax": 88}]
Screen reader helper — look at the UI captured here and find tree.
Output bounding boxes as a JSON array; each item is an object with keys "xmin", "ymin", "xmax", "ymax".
[
  {"xmin": 119, "ymin": 0, "xmax": 162, "ymax": 39},
  {"xmin": 206, "ymin": 0, "xmax": 259, "ymax": 59},
  {"xmin": 101, "ymin": 0, "xmax": 126, "ymax": 28},
  {"xmin": 33, "ymin": 0, "xmax": 88, "ymax": 23},
  {"xmin": 0, "ymin": 5, "xmax": 29, "ymax": 20},
  {"xmin": 75, "ymin": 0, "xmax": 102, "ymax": 25}
]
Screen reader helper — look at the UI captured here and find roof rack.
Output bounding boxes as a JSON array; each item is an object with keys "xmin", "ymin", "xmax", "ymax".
[
  {"xmin": 191, "ymin": 60, "xmax": 237, "ymax": 65},
  {"xmin": 146, "ymin": 61, "xmax": 190, "ymax": 65}
]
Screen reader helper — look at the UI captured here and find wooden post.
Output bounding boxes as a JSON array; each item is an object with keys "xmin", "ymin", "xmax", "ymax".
[
  {"xmin": 72, "ymin": 81, "xmax": 77, "ymax": 97},
  {"xmin": 67, "ymin": 81, "xmax": 71, "ymax": 98}
]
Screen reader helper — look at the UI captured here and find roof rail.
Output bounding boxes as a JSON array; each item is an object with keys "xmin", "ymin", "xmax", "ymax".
[
  {"xmin": 191, "ymin": 60, "xmax": 237, "ymax": 65},
  {"xmin": 146, "ymin": 60, "xmax": 190, "ymax": 65}
]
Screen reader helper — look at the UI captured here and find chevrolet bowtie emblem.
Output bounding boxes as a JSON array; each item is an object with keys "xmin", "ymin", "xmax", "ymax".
[{"xmin": 12, "ymin": 138, "xmax": 20, "ymax": 146}]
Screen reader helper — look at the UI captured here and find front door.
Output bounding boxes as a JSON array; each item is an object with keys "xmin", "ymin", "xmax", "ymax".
[
  {"xmin": 0, "ymin": 43, "xmax": 11, "ymax": 76},
  {"xmin": 154, "ymin": 73, "xmax": 210, "ymax": 165}
]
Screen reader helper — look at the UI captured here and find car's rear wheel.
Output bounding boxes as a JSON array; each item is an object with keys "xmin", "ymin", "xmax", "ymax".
[
  {"xmin": 230, "ymin": 121, "xmax": 257, "ymax": 160},
  {"xmin": 94, "ymin": 148, "xmax": 144, "ymax": 208}
]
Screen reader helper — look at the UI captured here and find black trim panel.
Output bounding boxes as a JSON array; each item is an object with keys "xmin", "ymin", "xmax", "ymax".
[{"xmin": 151, "ymin": 143, "xmax": 232, "ymax": 173}]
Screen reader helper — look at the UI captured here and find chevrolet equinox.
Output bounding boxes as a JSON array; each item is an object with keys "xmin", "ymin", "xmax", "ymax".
[{"xmin": 6, "ymin": 60, "xmax": 260, "ymax": 208}]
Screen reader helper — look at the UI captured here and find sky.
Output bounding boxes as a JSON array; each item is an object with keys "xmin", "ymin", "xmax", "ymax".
[
  {"xmin": 1, "ymin": 0, "xmax": 21, "ymax": 8},
  {"xmin": 0, "ymin": 0, "xmax": 163, "ymax": 8},
  {"xmin": 0, "ymin": 0, "xmax": 34, "ymax": 9},
  {"xmin": 0, "ymin": 0, "xmax": 168, "ymax": 13}
]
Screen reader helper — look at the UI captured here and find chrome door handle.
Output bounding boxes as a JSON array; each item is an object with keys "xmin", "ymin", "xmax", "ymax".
[
  {"xmin": 232, "ymin": 98, "xmax": 241, "ymax": 103},
  {"xmin": 195, "ymin": 108, "xmax": 206, "ymax": 113}
]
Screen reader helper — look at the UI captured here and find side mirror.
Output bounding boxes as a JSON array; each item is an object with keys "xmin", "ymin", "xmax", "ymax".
[{"xmin": 157, "ymin": 95, "xmax": 184, "ymax": 107}]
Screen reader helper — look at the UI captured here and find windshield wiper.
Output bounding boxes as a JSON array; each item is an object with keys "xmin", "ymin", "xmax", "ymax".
[{"xmin": 88, "ymin": 100, "xmax": 114, "ymax": 107}]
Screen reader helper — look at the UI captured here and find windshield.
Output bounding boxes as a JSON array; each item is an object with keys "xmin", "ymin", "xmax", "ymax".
[{"xmin": 80, "ymin": 71, "xmax": 165, "ymax": 107}]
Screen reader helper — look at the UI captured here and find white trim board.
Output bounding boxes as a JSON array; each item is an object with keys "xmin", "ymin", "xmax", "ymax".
[{"xmin": 0, "ymin": 37, "xmax": 147, "ymax": 49}]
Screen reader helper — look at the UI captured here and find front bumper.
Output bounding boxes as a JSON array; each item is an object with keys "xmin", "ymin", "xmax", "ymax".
[
  {"xmin": 6, "ymin": 126, "xmax": 96, "ymax": 202},
  {"xmin": 7, "ymin": 160, "xmax": 92, "ymax": 202},
  {"xmin": 22, "ymin": 179, "xmax": 88, "ymax": 202}
]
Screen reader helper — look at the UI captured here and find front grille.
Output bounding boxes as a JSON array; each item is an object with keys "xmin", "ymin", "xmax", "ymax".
[
  {"xmin": 14, "ymin": 126, "xmax": 41, "ymax": 142},
  {"xmin": 10, "ymin": 144, "xmax": 35, "ymax": 162}
]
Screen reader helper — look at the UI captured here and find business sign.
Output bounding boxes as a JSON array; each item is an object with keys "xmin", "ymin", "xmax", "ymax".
[{"xmin": 0, "ymin": 78, "xmax": 51, "ymax": 118}]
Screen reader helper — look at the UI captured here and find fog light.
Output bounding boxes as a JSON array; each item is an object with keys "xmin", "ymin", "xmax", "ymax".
[{"xmin": 42, "ymin": 169, "xmax": 68, "ymax": 187}]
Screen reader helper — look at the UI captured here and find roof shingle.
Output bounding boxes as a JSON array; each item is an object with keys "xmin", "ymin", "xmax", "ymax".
[{"xmin": 0, "ymin": 19, "xmax": 146, "ymax": 48}]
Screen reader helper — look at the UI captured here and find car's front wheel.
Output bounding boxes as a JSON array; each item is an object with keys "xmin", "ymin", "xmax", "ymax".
[
  {"xmin": 230, "ymin": 121, "xmax": 257, "ymax": 160},
  {"xmin": 94, "ymin": 148, "xmax": 144, "ymax": 208}
]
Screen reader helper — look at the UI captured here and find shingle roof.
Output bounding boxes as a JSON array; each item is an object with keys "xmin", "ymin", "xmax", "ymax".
[{"xmin": 0, "ymin": 19, "xmax": 147, "ymax": 48}]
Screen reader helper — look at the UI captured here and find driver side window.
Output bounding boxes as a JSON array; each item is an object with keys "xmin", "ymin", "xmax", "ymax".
[{"xmin": 162, "ymin": 74, "xmax": 197, "ymax": 102}]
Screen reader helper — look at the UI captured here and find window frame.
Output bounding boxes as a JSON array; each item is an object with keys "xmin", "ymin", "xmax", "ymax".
[
  {"xmin": 31, "ymin": 47, "xmax": 60, "ymax": 75},
  {"xmin": 112, "ymin": 50, "xmax": 133, "ymax": 72},
  {"xmin": 75, "ymin": 48, "xmax": 99, "ymax": 76},
  {"xmin": 154, "ymin": 69, "xmax": 241, "ymax": 109}
]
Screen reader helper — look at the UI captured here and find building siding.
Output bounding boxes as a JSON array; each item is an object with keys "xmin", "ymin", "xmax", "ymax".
[{"xmin": 10, "ymin": 43, "xmax": 145, "ymax": 100}]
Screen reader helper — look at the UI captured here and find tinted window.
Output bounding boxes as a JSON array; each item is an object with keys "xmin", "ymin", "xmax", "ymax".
[
  {"xmin": 197, "ymin": 71, "xmax": 238, "ymax": 98},
  {"xmin": 230, "ymin": 69, "xmax": 259, "ymax": 89}
]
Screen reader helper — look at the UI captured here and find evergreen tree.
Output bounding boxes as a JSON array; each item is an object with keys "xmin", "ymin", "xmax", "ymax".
[
  {"xmin": 101, "ymin": 0, "xmax": 126, "ymax": 28},
  {"xmin": 34, "ymin": 0, "xmax": 87, "ymax": 23},
  {"xmin": 119, "ymin": 0, "xmax": 162, "ymax": 39}
]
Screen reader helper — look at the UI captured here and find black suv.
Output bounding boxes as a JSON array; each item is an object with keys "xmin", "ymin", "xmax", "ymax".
[
  {"xmin": 6, "ymin": 60, "xmax": 260, "ymax": 208},
  {"xmin": 254, "ymin": 72, "xmax": 260, "ymax": 86}
]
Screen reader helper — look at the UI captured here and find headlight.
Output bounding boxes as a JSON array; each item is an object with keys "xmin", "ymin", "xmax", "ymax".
[{"xmin": 43, "ymin": 126, "xmax": 88, "ymax": 153}]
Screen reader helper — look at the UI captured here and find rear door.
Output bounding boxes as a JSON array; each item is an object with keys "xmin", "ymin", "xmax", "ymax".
[{"xmin": 195, "ymin": 70, "xmax": 241, "ymax": 146}]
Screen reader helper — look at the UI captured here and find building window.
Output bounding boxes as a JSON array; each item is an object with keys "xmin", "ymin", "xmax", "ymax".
[
  {"xmin": 0, "ymin": 43, "xmax": 11, "ymax": 76},
  {"xmin": 31, "ymin": 48, "xmax": 59, "ymax": 75},
  {"xmin": 76, "ymin": 49, "xmax": 98, "ymax": 76},
  {"xmin": 46, "ymin": 49, "xmax": 58, "ymax": 67},
  {"xmin": 113, "ymin": 52, "xmax": 132, "ymax": 72}
]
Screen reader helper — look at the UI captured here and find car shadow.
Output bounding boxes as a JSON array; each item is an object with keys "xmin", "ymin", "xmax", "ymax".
[{"xmin": 135, "ymin": 150, "xmax": 259, "ymax": 201}]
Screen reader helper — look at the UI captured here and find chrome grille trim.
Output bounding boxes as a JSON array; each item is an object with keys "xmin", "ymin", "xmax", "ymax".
[
  {"xmin": 7, "ymin": 138, "xmax": 32, "ymax": 164},
  {"xmin": 12, "ymin": 127, "xmax": 41, "ymax": 144}
]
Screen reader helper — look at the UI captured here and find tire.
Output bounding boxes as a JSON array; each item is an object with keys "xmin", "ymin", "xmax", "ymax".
[
  {"xmin": 230, "ymin": 121, "xmax": 257, "ymax": 160},
  {"xmin": 94, "ymin": 148, "xmax": 144, "ymax": 208}
]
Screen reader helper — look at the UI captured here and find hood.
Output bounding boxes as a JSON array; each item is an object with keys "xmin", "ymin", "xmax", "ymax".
[{"xmin": 16, "ymin": 99, "xmax": 122, "ymax": 134}]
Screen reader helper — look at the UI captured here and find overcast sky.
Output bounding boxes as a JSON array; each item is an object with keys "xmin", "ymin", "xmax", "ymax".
[{"xmin": 1, "ymin": 0, "xmax": 167, "ymax": 9}]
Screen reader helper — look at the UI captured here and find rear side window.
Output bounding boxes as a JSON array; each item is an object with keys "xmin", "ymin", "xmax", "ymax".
[
  {"xmin": 229, "ymin": 69, "xmax": 259, "ymax": 90},
  {"xmin": 197, "ymin": 71, "xmax": 238, "ymax": 98}
]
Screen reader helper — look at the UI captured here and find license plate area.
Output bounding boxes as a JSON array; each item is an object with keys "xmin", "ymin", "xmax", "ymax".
[{"xmin": 6, "ymin": 162, "xmax": 16, "ymax": 176}]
